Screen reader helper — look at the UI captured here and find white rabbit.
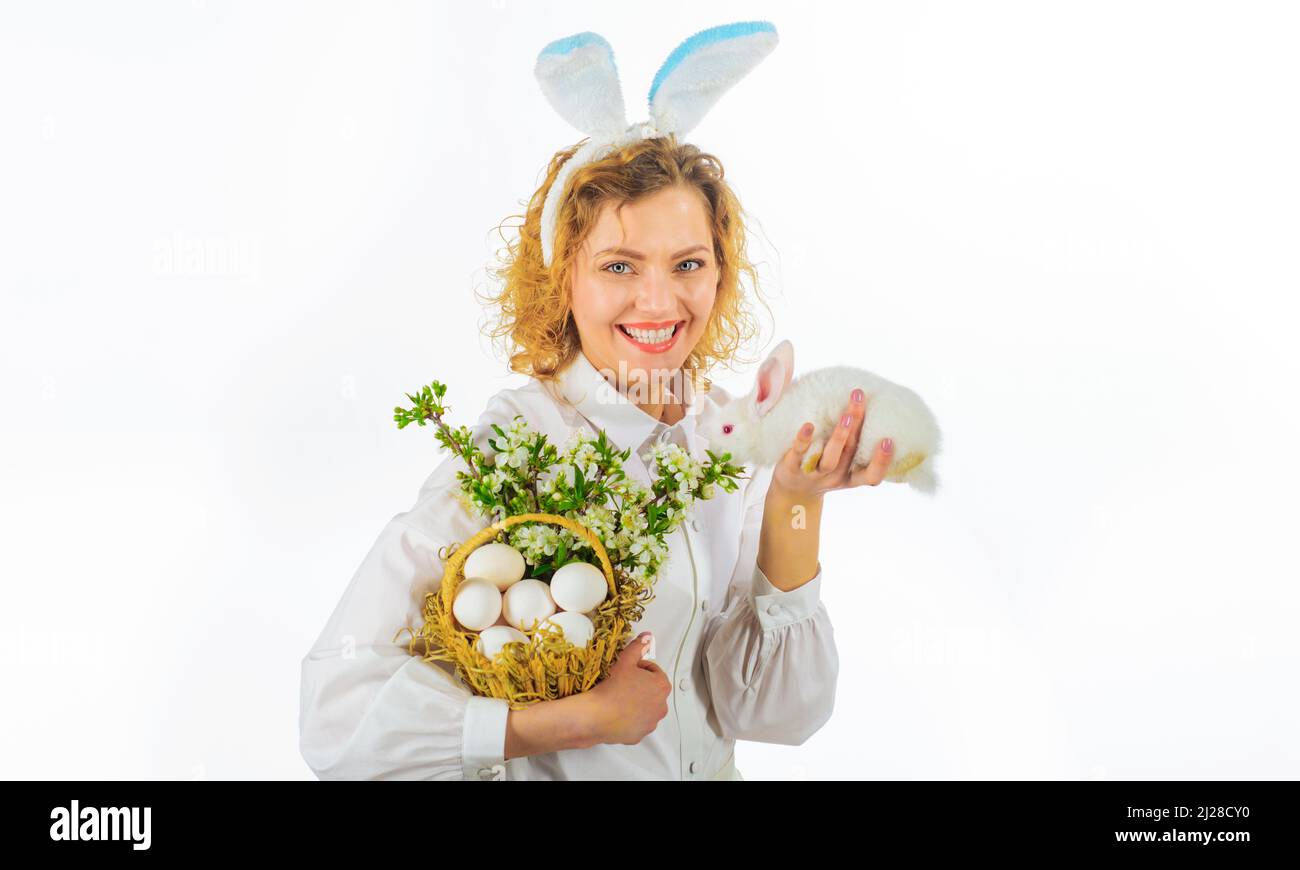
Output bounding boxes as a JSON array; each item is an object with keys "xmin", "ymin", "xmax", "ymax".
[{"xmin": 697, "ymin": 340, "xmax": 942, "ymax": 495}]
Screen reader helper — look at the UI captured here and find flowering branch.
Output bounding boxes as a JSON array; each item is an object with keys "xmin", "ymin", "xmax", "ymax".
[{"xmin": 394, "ymin": 379, "xmax": 748, "ymax": 589}]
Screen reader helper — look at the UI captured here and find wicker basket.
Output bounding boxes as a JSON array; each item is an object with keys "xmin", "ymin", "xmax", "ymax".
[{"xmin": 402, "ymin": 512, "xmax": 654, "ymax": 710}]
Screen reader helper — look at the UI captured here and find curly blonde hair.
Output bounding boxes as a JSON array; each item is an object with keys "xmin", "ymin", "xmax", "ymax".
[{"xmin": 477, "ymin": 133, "xmax": 771, "ymax": 395}]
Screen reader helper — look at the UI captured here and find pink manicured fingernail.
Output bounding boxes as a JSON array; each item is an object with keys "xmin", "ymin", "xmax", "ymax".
[
  {"xmin": 801, "ymin": 423, "xmax": 813, "ymax": 437},
  {"xmin": 841, "ymin": 414, "xmax": 852, "ymax": 428},
  {"xmin": 882, "ymin": 438, "xmax": 894, "ymax": 452},
  {"xmin": 852, "ymin": 389, "xmax": 864, "ymax": 403}
]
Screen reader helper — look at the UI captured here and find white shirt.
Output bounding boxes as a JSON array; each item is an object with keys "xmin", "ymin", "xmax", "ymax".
[{"xmin": 298, "ymin": 349, "xmax": 840, "ymax": 780}]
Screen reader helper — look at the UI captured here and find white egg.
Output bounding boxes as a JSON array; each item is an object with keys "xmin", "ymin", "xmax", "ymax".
[
  {"xmin": 463, "ymin": 542, "xmax": 527, "ymax": 591},
  {"xmin": 537, "ymin": 611, "xmax": 595, "ymax": 648},
  {"xmin": 550, "ymin": 561, "xmax": 609, "ymax": 613},
  {"xmin": 502, "ymin": 578, "xmax": 557, "ymax": 632},
  {"xmin": 477, "ymin": 625, "xmax": 530, "ymax": 660},
  {"xmin": 452, "ymin": 578, "xmax": 502, "ymax": 631}
]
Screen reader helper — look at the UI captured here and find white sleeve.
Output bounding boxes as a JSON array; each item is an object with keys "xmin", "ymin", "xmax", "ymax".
[
  {"xmin": 298, "ymin": 395, "xmax": 519, "ymax": 781},
  {"xmin": 700, "ymin": 465, "xmax": 840, "ymax": 745}
]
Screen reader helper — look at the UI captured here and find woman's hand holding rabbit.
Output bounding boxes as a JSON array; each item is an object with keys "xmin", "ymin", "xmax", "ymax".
[{"xmin": 771, "ymin": 388, "xmax": 894, "ymax": 500}]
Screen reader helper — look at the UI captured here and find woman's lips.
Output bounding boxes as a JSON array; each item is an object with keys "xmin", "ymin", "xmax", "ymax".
[{"xmin": 616, "ymin": 321, "xmax": 683, "ymax": 354}]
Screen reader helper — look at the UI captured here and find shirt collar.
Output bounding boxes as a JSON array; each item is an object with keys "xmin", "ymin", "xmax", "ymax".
[{"xmin": 551, "ymin": 349, "xmax": 703, "ymax": 459}]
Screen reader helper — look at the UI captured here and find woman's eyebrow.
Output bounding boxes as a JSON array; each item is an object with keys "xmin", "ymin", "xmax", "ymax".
[{"xmin": 594, "ymin": 244, "xmax": 709, "ymax": 260}]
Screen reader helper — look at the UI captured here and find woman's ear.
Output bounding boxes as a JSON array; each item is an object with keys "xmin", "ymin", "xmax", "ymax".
[{"xmin": 752, "ymin": 339, "xmax": 794, "ymax": 418}]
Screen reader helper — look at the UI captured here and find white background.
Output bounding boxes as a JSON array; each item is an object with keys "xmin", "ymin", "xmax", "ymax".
[{"xmin": 2, "ymin": 0, "xmax": 1297, "ymax": 780}]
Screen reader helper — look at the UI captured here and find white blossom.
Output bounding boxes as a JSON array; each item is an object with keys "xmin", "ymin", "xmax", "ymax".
[{"xmin": 502, "ymin": 442, "xmax": 530, "ymax": 469}]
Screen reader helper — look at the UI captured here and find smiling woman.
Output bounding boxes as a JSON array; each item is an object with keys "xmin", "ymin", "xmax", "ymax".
[
  {"xmin": 478, "ymin": 134, "xmax": 773, "ymax": 413},
  {"xmin": 299, "ymin": 21, "xmax": 855, "ymax": 783}
]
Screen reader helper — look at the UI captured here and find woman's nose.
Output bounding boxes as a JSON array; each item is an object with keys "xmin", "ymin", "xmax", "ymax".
[{"xmin": 633, "ymin": 269, "xmax": 676, "ymax": 313}]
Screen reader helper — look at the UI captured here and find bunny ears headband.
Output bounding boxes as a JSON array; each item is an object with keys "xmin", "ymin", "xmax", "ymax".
[{"xmin": 533, "ymin": 20, "xmax": 779, "ymax": 268}]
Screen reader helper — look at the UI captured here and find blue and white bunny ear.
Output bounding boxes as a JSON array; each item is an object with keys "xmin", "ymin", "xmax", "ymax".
[
  {"xmin": 532, "ymin": 22, "xmax": 779, "ymax": 268},
  {"xmin": 534, "ymin": 31, "xmax": 629, "ymax": 138},
  {"xmin": 647, "ymin": 21, "xmax": 778, "ymax": 139}
]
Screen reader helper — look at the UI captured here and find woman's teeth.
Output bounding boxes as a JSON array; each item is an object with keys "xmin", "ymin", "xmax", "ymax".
[{"xmin": 619, "ymin": 323, "xmax": 678, "ymax": 343}]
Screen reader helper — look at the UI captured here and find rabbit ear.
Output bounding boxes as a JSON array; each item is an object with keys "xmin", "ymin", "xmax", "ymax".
[
  {"xmin": 647, "ymin": 21, "xmax": 778, "ymax": 139},
  {"xmin": 752, "ymin": 339, "xmax": 794, "ymax": 418},
  {"xmin": 535, "ymin": 31, "xmax": 629, "ymax": 137}
]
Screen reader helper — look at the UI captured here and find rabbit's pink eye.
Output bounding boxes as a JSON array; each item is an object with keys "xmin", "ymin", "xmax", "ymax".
[{"xmin": 722, "ymin": 424, "xmax": 733, "ymax": 435}]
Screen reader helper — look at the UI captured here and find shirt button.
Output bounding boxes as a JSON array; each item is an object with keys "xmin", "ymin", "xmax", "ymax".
[
  {"xmin": 478, "ymin": 764, "xmax": 505, "ymax": 780},
  {"xmin": 678, "ymin": 677, "xmax": 691, "ymax": 692},
  {"xmin": 700, "ymin": 598, "xmax": 708, "ymax": 612},
  {"xmin": 690, "ymin": 518, "xmax": 702, "ymax": 532},
  {"xmin": 689, "ymin": 761, "xmax": 698, "ymax": 774},
  {"xmin": 767, "ymin": 604, "xmax": 782, "ymax": 616},
  {"xmin": 658, "ymin": 428, "xmax": 672, "ymax": 444}
]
